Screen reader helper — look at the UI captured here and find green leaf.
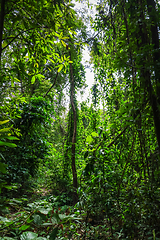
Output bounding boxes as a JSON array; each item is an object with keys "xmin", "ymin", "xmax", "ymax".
[
  {"xmin": 31, "ymin": 76, "xmax": 36, "ymax": 84},
  {"xmin": 0, "ymin": 216, "xmax": 10, "ymax": 224},
  {"xmin": 0, "ymin": 237, "xmax": 15, "ymax": 240},
  {"xmin": 51, "ymin": 213, "xmax": 61, "ymax": 224},
  {"xmin": 49, "ymin": 227, "xmax": 58, "ymax": 240},
  {"xmin": 37, "ymin": 74, "xmax": 45, "ymax": 80},
  {"xmin": 61, "ymin": 40, "xmax": 66, "ymax": 47},
  {"xmin": 0, "ymin": 162, "xmax": 7, "ymax": 173},
  {"xmin": 26, "ymin": 218, "xmax": 33, "ymax": 224},
  {"xmin": 5, "ymin": 185, "xmax": 14, "ymax": 190},
  {"xmin": 6, "ymin": 136, "xmax": 19, "ymax": 140},
  {"xmin": 19, "ymin": 225, "xmax": 30, "ymax": 231},
  {"xmin": 91, "ymin": 132, "xmax": 98, "ymax": 137},
  {"xmin": 86, "ymin": 135, "xmax": 93, "ymax": 144},
  {"xmin": 59, "ymin": 214, "xmax": 82, "ymax": 222},
  {"xmin": 11, "ymin": 77, "xmax": 14, "ymax": 87},
  {"xmin": 0, "ymin": 128, "xmax": 10, "ymax": 133},
  {"xmin": 33, "ymin": 214, "xmax": 42, "ymax": 225},
  {"xmin": 2, "ymin": 40, "xmax": 8, "ymax": 49},
  {"xmin": 20, "ymin": 232, "xmax": 38, "ymax": 240},
  {"xmin": 0, "ymin": 141, "xmax": 17, "ymax": 147},
  {"xmin": 0, "ymin": 152, "xmax": 5, "ymax": 160},
  {"xmin": 58, "ymin": 64, "xmax": 63, "ymax": 72},
  {"xmin": 42, "ymin": 222, "xmax": 53, "ymax": 226},
  {"xmin": 38, "ymin": 207, "xmax": 52, "ymax": 215},
  {"xmin": 0, "ymin": 120, "xmax": 9, "ymax": 125},
  {"xmin": 10, "ymin": 199, "xmax": 22, "ymax": 204},
  {"xmin": 36, "ymin": 238, "xmax": 47, "ymax": 240}
]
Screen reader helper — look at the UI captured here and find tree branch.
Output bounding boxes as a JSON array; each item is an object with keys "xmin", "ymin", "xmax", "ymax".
[
  {"xmin": 2, "ymin": 27, "xmax": 36, "ymax": 52},
  {"xmin": 94, "ymin": 125, "xmax": 128, "ymax": 152},
  {"xmin": 43, "ymin": 71, "xmax": 58, "ymax": 98}
]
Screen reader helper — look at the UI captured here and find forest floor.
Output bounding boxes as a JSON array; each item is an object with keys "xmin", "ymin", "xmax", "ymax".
[
  {"xmin": 0, "ymin": 182, "xmax": 114, "ymax": 240},
  {"xmin": 1, "ymin": 182, "xmax": 158, "ymax": 240}
]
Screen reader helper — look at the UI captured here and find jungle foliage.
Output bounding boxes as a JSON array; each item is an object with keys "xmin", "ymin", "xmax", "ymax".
[{"xmin": 1, "ymin": 0, "xmax": 160, "ymax": 239}]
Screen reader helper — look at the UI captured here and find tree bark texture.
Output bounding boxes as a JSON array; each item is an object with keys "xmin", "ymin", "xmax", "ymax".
[
  {"xmin": 146, "ymin": 0, "xmax": 160, "ymax": 101},
  {"xmin": 69, "ymin": 50, "xmax": 78, "ymax": 204},
  {"xmin": 138, "ymin": 0, "xmax": 160, "ymax": 151},
  {"xmin": 0, "ymin": 0, "xmax": 5, "ymax": 62}
]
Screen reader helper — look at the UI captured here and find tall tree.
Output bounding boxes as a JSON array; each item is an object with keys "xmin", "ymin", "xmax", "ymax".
[
  {"xmin": 85, "ymin": 1, "xmax": 160, "ymax": 235},
  {"xmin": 91, "ymin": 0, "xmax": 160, "ymax": 152},
  {"xmin": 63, "ymin": 41, "xmax": 86, "ymax": 203},
  {"xmin": 0, "ymin": 0, "xmax": 86, "ymax": 193},
  {"xmin": 69, "ymin": 48, "xmax": 78, "ymax": 198}
]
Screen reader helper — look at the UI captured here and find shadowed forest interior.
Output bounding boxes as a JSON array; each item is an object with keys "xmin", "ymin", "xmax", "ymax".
[{"xmin": 1, "ymin": 0, "xmax": 160, "ymax": 239}]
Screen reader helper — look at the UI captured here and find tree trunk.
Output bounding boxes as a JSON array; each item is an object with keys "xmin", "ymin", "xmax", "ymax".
[
  {"xmin": 69, "ymin": 50, "xmax": 78, "ymax": 204},
  {"xmin": 139, "ymin": 0, "xmax": 160, "ymax": 151},
  {"xmin": 146, "ymin": 0, "xmax": 160, "ymax": 150},
  {"xmin": 146, "ymin": 0, "xmax": 160, "ymax": 100},
  {"xmin": 0, "ymin": 0, "xmax": 5, "ymax": 63}
]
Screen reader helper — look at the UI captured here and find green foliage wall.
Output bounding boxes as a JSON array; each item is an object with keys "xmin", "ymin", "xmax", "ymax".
[{"xmin": 2, "ymin": 97, "xmax": 53, "ymax": 186}]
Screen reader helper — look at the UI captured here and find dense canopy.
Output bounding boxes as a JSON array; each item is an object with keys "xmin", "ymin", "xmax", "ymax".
[{"xmin": 1, "ymin": 0, "xmax": 160, "ymax": 239}]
